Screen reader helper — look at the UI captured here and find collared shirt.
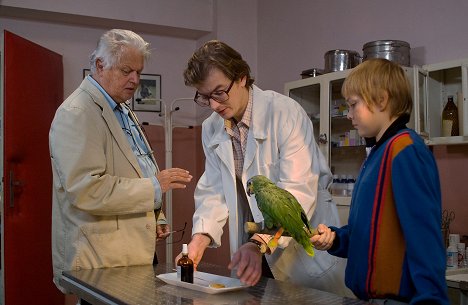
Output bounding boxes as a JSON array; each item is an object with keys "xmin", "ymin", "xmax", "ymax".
[
  {"xmin": 225, "ymin": 90, "xmax": 253, "ymax": 178},
  {"xmin": 87, "ymin": 75, "xmax": 162, "ymax": 209},
  {"xmin": 224, "ymin": 90, "xmax": 255, "ymax": 245},
  {"xmin": 225, "ymin": 89, "xmax": 274, "ymax": 250}
]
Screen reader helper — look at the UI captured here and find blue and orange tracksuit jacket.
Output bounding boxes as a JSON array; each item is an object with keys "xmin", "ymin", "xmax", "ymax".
[{"xmin": 329, "ymin": 117, "xmax": 449, "ymax": 304}]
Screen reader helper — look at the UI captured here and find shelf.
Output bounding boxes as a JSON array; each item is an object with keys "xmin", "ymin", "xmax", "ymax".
[
  {"xmin": 333, "ymin": 196, "xmax": 351, "ymax": 206},
  {"xmin": 331, "ymin": 145, "xmax": 366, "ymax": 149},
  {"xmin": 331, "ymin": 115, "xmax": 349, "ymax": 120},
  {"xmin": 426, "ymin": 136, "xmax": 468, "ymax": 146}
]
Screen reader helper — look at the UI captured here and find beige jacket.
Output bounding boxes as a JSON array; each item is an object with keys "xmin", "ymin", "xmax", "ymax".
[{"xmin": 50, "ymin": 78, "xmax": 164, "ymax": 292}]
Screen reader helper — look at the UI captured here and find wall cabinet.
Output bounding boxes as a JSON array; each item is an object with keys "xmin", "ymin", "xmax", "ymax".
[
  {"xmin": 285, "ymin": 58, "xmax": 468, "ymax": 199},
  {"xmin": 284, "ymin": 65, "xmax": 425, "ymax": 213}
]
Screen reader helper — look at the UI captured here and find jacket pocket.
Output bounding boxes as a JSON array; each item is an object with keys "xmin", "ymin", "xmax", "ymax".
[
  {"xmin": 76, "ymin": 216, "xmax": 155, "ymax": 270},
  {"xmin": 77, "ymin": 221, "xmax": 129, "ymax": 269},
  {"xmin": 294, "ymin": 241, "xmax": 338, "ymax": 277}
]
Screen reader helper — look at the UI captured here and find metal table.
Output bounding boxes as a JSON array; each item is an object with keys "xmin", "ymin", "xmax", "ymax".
[
  {"xmin": 61, "ymin": 263, "xmax": 368, "ymax": 305},
  {"xmin": 446, "ymin": 268, "xmax": 468, "ymax": 305}
]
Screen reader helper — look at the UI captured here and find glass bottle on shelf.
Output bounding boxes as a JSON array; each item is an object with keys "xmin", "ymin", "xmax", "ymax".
[{"xmin": 441, "ymin": 95, "xmax": 459, "ymax": 136}]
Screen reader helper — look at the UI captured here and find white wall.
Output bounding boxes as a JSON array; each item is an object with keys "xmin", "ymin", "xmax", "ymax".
[
  {"xmin": 3, "ymin": 0, "xmax": 468, "ymax": 122},
  {"xmin": 1, "ymin": 0, "xmax": 213, "ymax": 33},
  {"xmin": 1, "ymin": 17, "xmax": 199, "ymax": 126},
  {"xmin": 0, "ymin": 0, "xmax": 214, "ymax": 127},
  {"xmin": 193, "ymin": 0, "xmax": 258, "ymax": 124},
  {"xmin": 257, "ymin": 0, "xmax": 468, "ymax": 93},
  {"xmin": 0, "ymin": 0, "xmax": 259, "ymax": 126}
]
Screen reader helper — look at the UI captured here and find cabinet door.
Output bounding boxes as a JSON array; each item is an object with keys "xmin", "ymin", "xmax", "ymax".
[
  {"xmin": 423, "ymin": 59, "xmax": 468, "ymax": 144},
  {"xmin": 403, "ymin": 66, "xmax": 427, "ymax": 138},
  {"xmin": 286, "ymin": 79, "xmax": 322, "ymax": 151},
  {"xmin": 327, "ymin": 77, "xmax": 366, "ymax": 184},
  {"xmin": 286, "ymin": 71, "xmax": 365, "ymax": 203}
]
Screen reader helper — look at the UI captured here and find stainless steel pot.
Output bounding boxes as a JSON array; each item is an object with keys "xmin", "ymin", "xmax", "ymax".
[
  {"xmin": 324, "ymin": 50, "xmax": 361, "ymax": 73},
  {"xmin": 362, "ymin": 40, "xmax": 410, "ymax": 66}
]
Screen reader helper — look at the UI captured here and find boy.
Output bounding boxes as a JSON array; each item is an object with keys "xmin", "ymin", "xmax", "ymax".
[{"xmin": 311, "ymin": 58, "xmax": 449, "ymax": 304}]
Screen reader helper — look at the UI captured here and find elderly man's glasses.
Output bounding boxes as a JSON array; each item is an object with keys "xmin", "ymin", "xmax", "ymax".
[
  {"xmin": 194, "ymin": 79, "xmax": 235, "ymax": 107},
  {"xmin": 158, "ymin": 222, "xmax": 187, "ymax": 245}
]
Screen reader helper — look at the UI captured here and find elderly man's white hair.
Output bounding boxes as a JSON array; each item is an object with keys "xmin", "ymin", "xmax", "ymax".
[{"xmin": 89, "ymin": 29, "xmax": 151, "ymax": 74}]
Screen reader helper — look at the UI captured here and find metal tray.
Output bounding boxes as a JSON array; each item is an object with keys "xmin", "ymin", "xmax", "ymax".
[{"xmin": 157, "ymin": 271, "xmax": 248, "ymax": 294}]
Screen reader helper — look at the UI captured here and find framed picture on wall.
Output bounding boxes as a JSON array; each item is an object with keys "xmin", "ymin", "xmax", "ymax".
[
  {"xmin": 132, "ymin": 73, "xmax": 162, "ymax": 112},
  {"xmin": 82, "ymin": 68, "xmax": 91, "ymax": 78}
]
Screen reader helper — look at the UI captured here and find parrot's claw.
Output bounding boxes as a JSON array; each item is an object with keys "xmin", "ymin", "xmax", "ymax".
[
  {"xmin": 268, "ymin": 239, "xmax": 278, "ymax": 248},
  {"xmin": 268, "ymin": 227, "xmax": 284, "ymax": 249}
]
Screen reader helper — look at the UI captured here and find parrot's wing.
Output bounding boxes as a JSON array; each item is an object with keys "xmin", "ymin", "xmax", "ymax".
[
  {"xmin": 256, "ymin": 186, "xmax": 312, "ymax": 236},
  {"xmin": 253, "ymin": 179, "xmax": 315, "ymax": 256}
]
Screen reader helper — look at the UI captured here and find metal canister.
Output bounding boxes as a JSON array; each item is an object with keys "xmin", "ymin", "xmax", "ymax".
[
  {"xmin": 362, "ymin": 40, "xmax": 411, "ymax": 66},
  {"xmin": 324, "ymin": 50, "xmax": 361, "ymax": 73}
]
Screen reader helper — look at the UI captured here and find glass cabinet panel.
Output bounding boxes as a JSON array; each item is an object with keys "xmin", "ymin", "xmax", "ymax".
[
  {"xmin": 328, "ymin": 78, "xmax": 366, "ymax": 192},
  {"xmin": 288, "ymin": 83, "xmax": 321, "ymax": 143}
]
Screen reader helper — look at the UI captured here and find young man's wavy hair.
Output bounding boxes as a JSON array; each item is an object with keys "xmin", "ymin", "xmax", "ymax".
[{"xmin": 184, "ymin": 40, "xmax": 254, "ymax": 87}]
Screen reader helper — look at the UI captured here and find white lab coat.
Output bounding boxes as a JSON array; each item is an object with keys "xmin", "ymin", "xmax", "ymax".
[{"xmin": 193, "ymin": 85, "xmax": 351, "ymax": 296}]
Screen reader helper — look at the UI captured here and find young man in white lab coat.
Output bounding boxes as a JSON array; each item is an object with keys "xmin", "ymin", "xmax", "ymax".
[{"xmin": 177, "ymin": 40, "xmax": 351, "ymax": 296}]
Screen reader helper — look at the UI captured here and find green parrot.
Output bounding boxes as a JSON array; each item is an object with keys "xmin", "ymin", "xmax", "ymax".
[{"xmin": 246, "ymin": 175, "xmax": 317, "ymax": 256}]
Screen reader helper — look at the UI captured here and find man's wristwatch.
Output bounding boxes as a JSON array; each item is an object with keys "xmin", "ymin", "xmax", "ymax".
[{"xmin": 248, "ymin": 238, "xmax": 267, "ymax": 254}]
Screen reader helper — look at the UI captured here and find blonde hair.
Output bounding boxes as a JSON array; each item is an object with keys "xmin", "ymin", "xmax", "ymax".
[{"xmin": 341, "ymin": 58, "xmax": 412, "ymax": 117}]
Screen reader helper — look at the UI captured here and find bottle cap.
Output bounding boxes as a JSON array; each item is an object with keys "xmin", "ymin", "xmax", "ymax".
[
  {"xmin": 449, "ymin": 234, "xmax": 460, "ymax": 245},
  {"xmin": 182, "ymin": 243, "xmax": 188, "ymax": 254},
  {"xmin": 458, "ymin": 243, "xmax": 465, "ymax": 250}
]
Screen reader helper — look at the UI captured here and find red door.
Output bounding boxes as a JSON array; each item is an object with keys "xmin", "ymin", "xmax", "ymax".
[{"xmin": 3, "ymin": 30, "xmax": 64, "ymax": 304}]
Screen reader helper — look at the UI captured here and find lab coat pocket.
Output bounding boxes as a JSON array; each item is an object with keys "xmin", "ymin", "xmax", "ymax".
[
  {"xmin": 310, "ymin": 190, "xmax": 341, "ymax": 227},
  {"xmin": 296, "ymin": 189, "xmax": 340, "ymax": 277},
  {"xmin": 294, "ymin": 242, "xmax": 338, "ymax": 277}
]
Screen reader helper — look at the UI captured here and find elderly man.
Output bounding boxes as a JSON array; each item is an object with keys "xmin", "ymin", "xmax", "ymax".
[{"xmin": 49, "ymin": 29, "xmax": 192, "ymax": 296}]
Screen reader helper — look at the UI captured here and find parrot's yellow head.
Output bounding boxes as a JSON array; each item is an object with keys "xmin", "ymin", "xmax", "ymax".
[{"xmin": 246, "ymin": 175, "xmax": 274, "ymax": 197}]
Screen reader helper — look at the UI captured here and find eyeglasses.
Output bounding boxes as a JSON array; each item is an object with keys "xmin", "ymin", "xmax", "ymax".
[
  {"xmin": 194, "ymin": 79, "xmax": 235, "ymax": 107},
  {"xmin": 118, "ymin": 106, "xmax": 154, "ymax": 158},
  {"xmin": 157, "ymin": 222, "xmax": 187, "ymax": 245}
]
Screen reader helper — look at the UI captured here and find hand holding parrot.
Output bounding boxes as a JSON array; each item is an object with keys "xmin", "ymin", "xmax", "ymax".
[{"xmin": 246, "ymin": 175, "xmax": 317, "ymax": 256}]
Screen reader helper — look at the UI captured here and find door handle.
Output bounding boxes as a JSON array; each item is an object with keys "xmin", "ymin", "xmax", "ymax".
[{"xmin": 9, "ymin": 170, "xmax": 24, "ymax": 208}]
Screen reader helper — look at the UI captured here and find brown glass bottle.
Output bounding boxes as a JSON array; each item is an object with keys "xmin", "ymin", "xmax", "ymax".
[
  {"xmin": 177, "ymin": 244, "xmax": 193, "ymax": 283},
  {"xmin": 442, "ymin": 95, "xmax": 459, "ymax": 136}
]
